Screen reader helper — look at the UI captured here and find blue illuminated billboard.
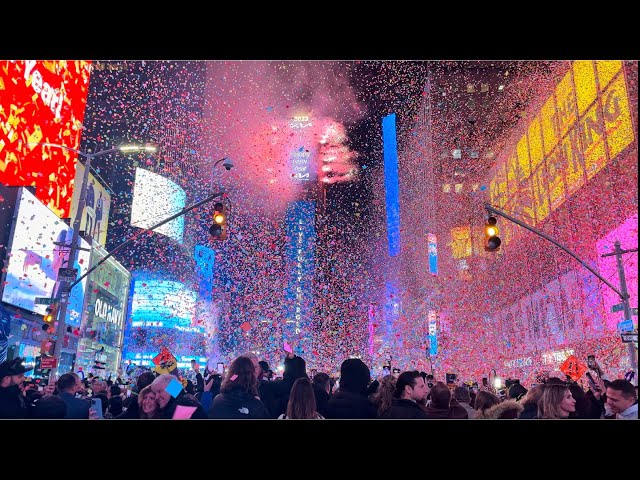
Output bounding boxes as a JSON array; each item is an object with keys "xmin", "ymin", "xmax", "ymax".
[
  {"xmin": 428, "ymin": 233, "xmax": 438, "ymax": 275},
  {"xmin": 382, "ymin": 114, "xmax": 401, "ymax": 257}
]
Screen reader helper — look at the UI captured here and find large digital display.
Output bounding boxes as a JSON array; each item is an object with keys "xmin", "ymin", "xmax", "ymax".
[
  {"xmin": 130, "ymin": 168, "xmax": 186, "ymax": 243},
  {"xmin": 0, "ymin": 60, "xmax": 92, "ymax": 218},
  {"xmin": 69, "ymin": 162, "xmax": 111, "ymax": 247},
  {"xmin": 130, "ymin": 278, "xmax": 198, "ymax": 331},
  {"xmin": 1, "ymin": 188, "xmax": 90, "ymax": 326},
  {"xmin": 382, "ymin": 114, "xmax": 401, "ymax": 257}
]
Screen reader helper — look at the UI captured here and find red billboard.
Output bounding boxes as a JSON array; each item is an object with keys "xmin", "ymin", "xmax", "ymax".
[{"xmin": 0, "ymin": 60, "xmax": 92, "ymax": 218}]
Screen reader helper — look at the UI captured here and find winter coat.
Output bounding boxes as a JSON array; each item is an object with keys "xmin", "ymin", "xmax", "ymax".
[
  {"xmin": 379, "ymin": 398, "xmax": 430, "ymax": 419},
  {"xmin": 58, "ymin": 391, "xmax": 90, "ymax": 419},
  {"xmin": 0, "ymin": 385, "xmax": 28, "ymax": 419},
  {"xmin": 157, "ymin": 392, "xmax": 209, "ymax": 419},
  {"xmin": 208, "ymin": 389, "xmax": 270, "ymax": 419},
  {"xmin": 423, "ymin": 402, "xmax": 469, "ymax": 419},
  {"xmin": 518, "ymin": 402, "xmax": 538, "ymax": 419},
  {"xmin": 260, "ymin": 379, "xmax": 294, "ymax": 419},
  {"xmin": 313, "ymin": 385, "xmax": 330, "ymax": 419},
  {"xmin": 326, "ymin": 390, "xmax": 377, "ymax": 419},
  {"xmin": 475, "ymin": 399, "xmax": 524, "ymax": 419}
]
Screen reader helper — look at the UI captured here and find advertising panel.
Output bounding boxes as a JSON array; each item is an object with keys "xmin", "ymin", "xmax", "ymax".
[
  {"xmin": 68, "ymin": 162, "xmax": 111, "ymax": 247},
  {"xmin": 130, "ymin": 168, "xmax": 186, "ymax": 243},
  {"xmin": 0, "ymin": 60, "xmax": 92, "ymax": 218},
  {"xmin": 382, "ymin": 113, "xmax": 401, "ymax": 257},
  {"xmin": 1, "ymin": 188, "xmax": 89, "ymax": 326},
  {"xmin": 130, "ymin": 277, "xmax": 198, "ymax": 331}
]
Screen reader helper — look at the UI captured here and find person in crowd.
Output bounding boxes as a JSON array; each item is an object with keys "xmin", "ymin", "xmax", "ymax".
[
  {"xmin": 538, "ymin": 383, "xmax": 576, "ymax": 419},
  {"xmin": 605, "ymin": 379, "xmax": 638, "ymax": 419},
  {"xmin": 474, "ymin": 396, "xmax": 523, "ymax": 419},
  {"xmin": 279, "ymin": 377, "xmax": 324, "ymax": 419},
  {"xmin": 423, "ymin": 382, "xmax": 468, "ymax": 419},
  {"xmin": 567, "ymin": 380, "xmax": 602, "ymax": 419},
  {"xmin": 378, "ymin": 371, "xmax": 429, "ymax": 419},
  {"xmin": 518, "ymin": 384, "xmax": 544, "ymax": 419},
  {"xmin": 106, "ymin": 395, "xmax": 124, "ymax": 418},
  {"xmin": 150, "ymin": 373, "xmax": 208, "ymax": 419},
  {"xmin": 260, "ymin": 349, "xmax": 308, "ymax": 418},
  {"xmin": 258, "ymin": 361, "xmax": 271, "ymax": 382},
  {"xmin": 137, "ymin": 385, "xmax": 159, "ymax": 419},
  {"xmin": 56, "ymin": 372, "xmax": 90, "ymax": 419},
  {"xmin": 473, "ymin": 390, "xmax": 501, "ymax": 418},
  {"xmin": 312, "ymin": 372, "xmax": 331, "ymax": 418},
  {"xmin": 326, "ymin": 358, "xmax": 377, "ymax": 419},
  {"xmin": 32, "ymin": 394, "xmax": 67, "ymax": 419},
  {"xmin": 108, "ymin": 384, "xmax": 122, "ymax": 400},
  {"xmin": 370, "ymin": 374, "xmax": 396, "ymax": 417},
  {"xmin": 191, "ymin": 360, "xmax": 204, "ymax": 394},
  {"xmin": 0, "ymin": 357, "xmax": 29, "ymax": 419},
  {"xmin": 507, "ymin": 382, "xmax": 528, "ymax": 402},
  {"xmin": 94, "ymin": 393, "xmax": 109, "ymax": 417},
  {"xmin": 453, "ymin": 386, "xmax": 475, "ymax": 419},
  {"xmin": 117, "ymin": 370, "xmax": 156, "ymax": 419},
  {"xmin": 208, "ymin": 356, "xmax": 270, "ymax": 419},
  {"xmin": 90, "ymin": 377, "xmax": 107, "ymax": 397}
]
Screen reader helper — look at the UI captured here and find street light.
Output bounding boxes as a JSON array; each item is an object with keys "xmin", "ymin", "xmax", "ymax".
[
  {"xmin": 489, "ymin": 368, "xmax": 501, "ymax": 390},
  {"xmin": 29, "ymin": 142, "xmax": 155, "ymax": 382}
]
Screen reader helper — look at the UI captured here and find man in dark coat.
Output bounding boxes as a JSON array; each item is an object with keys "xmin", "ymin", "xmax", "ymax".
[
  {"xmin": 0, "ymin": 357, "xmax": 29, "ymax": 419},
  {"xmin": 424, "ymin": 382, "xmax": 468, "ymax": 419},
  {"xmin": 56, "ymin": 372, "xmax": 91, "ymax": 419},
  {"xmin": 260, "ymin": 352, "xmax": 308, "ymax": 418},
  {"xmin": 326, "ymin": 358, "xmax": 377, "ymax": 419},
  {"xmin": 379, "ymin": 371, "xmax": 429, "ymax": 419}
]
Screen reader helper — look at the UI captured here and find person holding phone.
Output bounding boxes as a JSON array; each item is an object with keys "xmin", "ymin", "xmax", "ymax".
[{"xmin": 56, "ymin": 373, "xmax": 90, "ymax": 419}]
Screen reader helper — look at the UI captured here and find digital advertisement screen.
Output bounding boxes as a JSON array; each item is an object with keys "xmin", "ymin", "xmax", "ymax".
[
  {"xmin": 130, "ymin": 168, "xmax": 186, "ymax": 243},
  {"xmin": 382, "ymin": 113, "xmax": 401, "ymax": 257},
  {"xmin": 1, "ymin": 188, "xmax": 90, "ymax": 326},
  {"xmin": 130, "ymin": 278, "xmax": 198, "ymax": 330},
  {"xmin": 0, "ymin": 60, "xmax": 92, "ymax": 218},
  {"xmin": 69, "ymin": 162, "xmax": 111, "ymax": 247}
]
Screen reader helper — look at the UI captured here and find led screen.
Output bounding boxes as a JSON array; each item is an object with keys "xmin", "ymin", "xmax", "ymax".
[
  {"xmin": 1, "ymin": 188, "xmax": 90, "ymax": 326},
  {"xmin": 130, "ymin": 278, "xmax": 197, "ymax": 330},
  {"xmin": 130, "ymin": 168, "xmax": 186, "ymax": 243},
  {"xmin": 0, "ymin": 60, "xmax": 92, "ymax": 218}
]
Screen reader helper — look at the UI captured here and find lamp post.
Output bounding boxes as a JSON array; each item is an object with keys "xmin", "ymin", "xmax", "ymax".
[{"xmin": 29, "ymin": 142, "xmax": 155, "ymax": 382}]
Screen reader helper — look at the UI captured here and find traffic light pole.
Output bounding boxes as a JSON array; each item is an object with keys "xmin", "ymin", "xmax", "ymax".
[{"xmin": 485, "ymin": 204, "xmax": 637, "ymax": 375}]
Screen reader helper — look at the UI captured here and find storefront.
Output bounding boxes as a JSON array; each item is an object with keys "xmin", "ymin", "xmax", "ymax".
[{"xmin": 75, "ymin": 242, "xmax": 130, "ymax": 378}]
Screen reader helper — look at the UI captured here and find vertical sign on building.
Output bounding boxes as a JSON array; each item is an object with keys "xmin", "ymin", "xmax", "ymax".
[
  {"xmin": 285, "ymin": 201, "xmax": 316, "ymax": 356},
  {"xmin": 194, "ymin": 245, "xmax": 218, "ymax": 361},
  {"xmin": 427, "ymin": 310, "xmax": 438, "ymax": 356},
  {"xmin": 383, "ymin": 114, "xmax": 401, "ymax": 257},
  {"xmin": 428, "ymin": 233, "xmax": 438, "ymax": 275}
]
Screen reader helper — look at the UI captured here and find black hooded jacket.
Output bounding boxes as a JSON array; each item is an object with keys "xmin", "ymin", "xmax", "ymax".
[
  {"xmin": 209, "ymin": 389, "xmax": 270, "ymax": 419},
  {"xmin": 0, "ymin": 385, "xmax": 28, "ymax": 419},
  {"xmin": 260, "ymin": 354, "xmax": 307, "ymax": 418},
  {"xmin": 326, "ymin": 390, "xmax": 377, "ymax": 419}
]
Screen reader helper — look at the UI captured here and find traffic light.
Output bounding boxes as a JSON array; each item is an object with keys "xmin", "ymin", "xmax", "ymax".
[
  {"xmin": 484, "ymin": 216, "xmax": 501, "ymax": 251},
  {"xmin": 44, "ymin": 303, "xmax": 58, "ymax": 323},
  {"xmin": 209, "ymin": 202, "xmax": 228, "ymax": 240}
]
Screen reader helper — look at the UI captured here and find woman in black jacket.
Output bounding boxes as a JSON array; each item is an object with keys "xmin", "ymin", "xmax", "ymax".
[{"xmin": 209, "ymin": 356, "xmax": 270, "ymax": 419}]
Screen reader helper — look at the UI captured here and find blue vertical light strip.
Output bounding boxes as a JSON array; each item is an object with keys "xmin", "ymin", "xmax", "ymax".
[
  {"xmin": 382, "ymin": 113, "xmax": 401, "ymax": 257},
  {"xmin": 428, "ymin": 233, "xmax": 438, "ymax": 275},
  {"xmin": 384, "ymin": 281, "xmax": 399, "ymax": 351},
  {"xmin": 194, "ymin": 245, "xmax": 215, "ymax": 303},
  {"xmin": 284, "ymin": 201, "xmax": 316, "ymax": 356}
]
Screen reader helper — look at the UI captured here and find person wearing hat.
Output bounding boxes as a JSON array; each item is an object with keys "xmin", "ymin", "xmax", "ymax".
[{"xmin": 0, "ymin": 357, "xmax": 30, "ymax": 418}]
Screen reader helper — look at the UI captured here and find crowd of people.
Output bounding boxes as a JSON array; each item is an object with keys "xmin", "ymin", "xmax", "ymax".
[{"xmin": 0, "ymin": 351, "xmax": 637, "ymax": 419}]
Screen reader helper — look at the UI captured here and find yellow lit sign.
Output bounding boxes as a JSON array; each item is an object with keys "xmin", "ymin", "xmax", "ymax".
[{"xmin": 603, "ymin": 73, "xmax": 635, "ymax": 160}]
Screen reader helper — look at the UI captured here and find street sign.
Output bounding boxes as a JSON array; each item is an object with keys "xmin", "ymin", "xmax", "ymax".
[
  {"xmin": 632, "ymin": 308, "xmax": 638, "ymax": 316},
  {"xmin": 617, "ymin": 320, "xmax": 634, "ymax": 332},
  {"xmin": 35, "ymin": 297, "xmax": 55, "ymax": 305},
  {"xmin": 621, "ymin": 333, "xmax": 638, "ymax": 343},
  {"xmin": 40, "ymin": 356, "xmax": 58, "ymax": 369},
  {"xmin": 57, "ymin": 268, "xmax": 78, "ymax": 282},
  {"xmin": 611, "ymin": 303, "xmax": 625, "ymax": 313}
]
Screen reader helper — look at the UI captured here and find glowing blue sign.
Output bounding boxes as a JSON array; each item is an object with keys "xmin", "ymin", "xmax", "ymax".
[{"xmin": 383, "ymin": 114, "xmax": 401, "ymax": 257}]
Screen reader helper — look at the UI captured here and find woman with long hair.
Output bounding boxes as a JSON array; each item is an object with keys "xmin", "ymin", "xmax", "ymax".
[
  {"xmin": 538, "ymin": 383, "xmax": 576, "ymax": 419},
  {"xmin": 138, "ymin": 385, "xmax": 158, "ymax": 419},
  {"xmin": 473, "ymin": 390, "xmax": 501, "ymax": 418},
  {"xmin": 279, "ymin": 377, "xmax": 324, "ymax": 419},
  {"xmin": 371, "ymin": 375, "xmax": 396, "ymax": 417},
  {"xmin": 208, "ymin": 355, "xmax": 270, "ymax": 419}
]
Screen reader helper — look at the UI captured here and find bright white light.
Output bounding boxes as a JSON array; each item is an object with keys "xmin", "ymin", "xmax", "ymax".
[
  {"xmin": 120, "ymin": 144, "xmax": 155, "ymax": 152},
  {"xmin": 321, "ymin": 165, "xmax": 331, "ymax": 172},
  {"xmin": 493, "ymin": 377, "xmax": 502, "ymax": 389},
  {"xmin": 277, "ymin": 365, "xmax": 284, "ymax": 372},
  {"xmin": 322, "ymin": 177, "xmax": 330, "ymax": 183},
  {"xmin": 323, "ymin": 156, "xmax": 336, "ymax": 163},
  {"xmin": 498, "ymin": 85, "xmax": 505, "ymax": 91}
]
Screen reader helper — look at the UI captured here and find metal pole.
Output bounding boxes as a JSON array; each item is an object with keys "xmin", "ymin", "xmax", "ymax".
[
  {"xmin": 485, "ymin": 204, "xmax": 625, "ymax": 300},
  {"xmin": 49, "ymin": 151, "xmax": 94, "ymax": 382},
  {"xmin": 605, "ymin": 241, "xmax": 638, "ymax": 375}
]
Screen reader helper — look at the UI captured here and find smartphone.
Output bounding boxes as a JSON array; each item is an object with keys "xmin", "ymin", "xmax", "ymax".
[
  {"xmin": 216, "ymin": 362, "xmax": 225, "ymax": 375},
  {"xmin": 90, "ymin": 398, "xmax": 104, "ymax": 419},
  {"xmin": 585, "ymin": 372, "xmax": 600, "ymax": 392},
  {"xmin": 482, "ymin": 377, "xmax": 488, "ymax": 387},
  {"xmin": 446, "ymin": 373, "xmax": 456, "ymax": 384},
  {"xmin": 587, "ymin": 355, "xmax": 596, "ymax": 370},
  {"xmin": 126, "ymin": 389, "xmax": 132, "ymax": 397},
  {"xmin": 382, "ymin": 365, "xmax": 391, "ymax": 376}
]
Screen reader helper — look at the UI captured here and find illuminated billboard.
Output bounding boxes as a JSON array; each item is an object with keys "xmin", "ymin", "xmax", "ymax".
[
  {"xmin": 489, "ymin": 61, "xmax": 635, "ymax": 242},
  {"xmin": 383, "ymin": 113, "xmax": 401, "ymax": 257},
  {"xmin": 1, "ymin": 188, "xmax": 90, "ymax": 326},
  {"xmin": 0, "ymin": 60, "xmax": 92, "ymax": 218},
  {"xmin": 69, "ymin": 162, "xmax": 111, "ymax": 247},
  {"xmin": 427, "ymin": 233, "xmax": 438, "ymax": 275},
  {"xmin": 129, "ymin": 277, "xmax": 198, "ymax": 331},
  {"xmin": 130, "ymin": 168, "xmax": 186, "ymax": 243}
]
